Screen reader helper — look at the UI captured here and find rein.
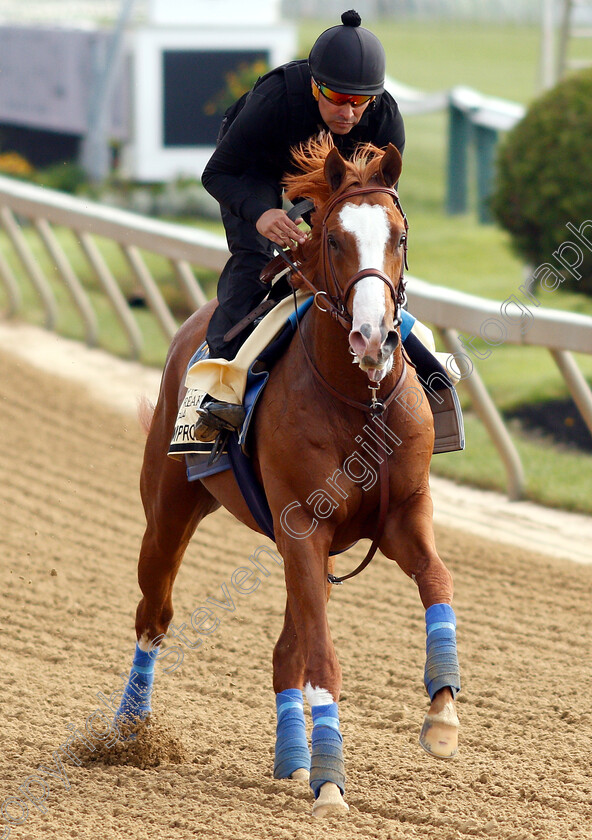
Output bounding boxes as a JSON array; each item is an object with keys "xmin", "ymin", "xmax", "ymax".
[{"xmin": 277, "ymin": 184, "xmax": 410, "ymax": 585}]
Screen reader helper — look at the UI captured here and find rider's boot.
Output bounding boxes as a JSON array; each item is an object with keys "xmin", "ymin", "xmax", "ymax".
[{"xmin": 194, "ymin": 396, "xmax": 246, "ymax": 442}]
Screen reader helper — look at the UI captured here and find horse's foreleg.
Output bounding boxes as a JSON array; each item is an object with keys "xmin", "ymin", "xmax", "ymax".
[
  {"xmin": 271, "ymin": 568, "xmax": 342, "ymax": 786},
  {"xmin": 419, "ymin": 604, "xmax": 460, "ymax": 759},
  {"xmin": 117, "ymin": 416, "xmax": 219, "ymax": 724},
  {"xmin": 272, "ymin": 602, "xmax": 310, "ymax": 782},
  {"xmin": 381, "ymin": 491, "xmax": 461, "ymax": 759},
  {"xmin": 277, "ymin": 538, "xmax": 349, "ymax": 818}
]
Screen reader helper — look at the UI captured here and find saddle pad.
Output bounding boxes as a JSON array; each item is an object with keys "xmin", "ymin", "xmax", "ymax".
[
  {"xmin": 185, "ymin": 291, "xmax": 313, "ymax": 405},
  {"xmin": 168, "ymin": 341, "xmax": 221, "ymax": 462},
  {"xmin": 402, "ymin": 331, "xmax": 465, "ymax": 453},
  {"xmin": 169, "ymin": 296, "xmax": 316, "ymax": 462}
]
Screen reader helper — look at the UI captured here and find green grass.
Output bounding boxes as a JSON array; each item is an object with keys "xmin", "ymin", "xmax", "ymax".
[{"xmin": 1, "ymin": 19, "xmax": 592, "ymax": 512}]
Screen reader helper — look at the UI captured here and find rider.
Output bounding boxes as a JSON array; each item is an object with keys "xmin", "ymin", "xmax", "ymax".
[{"xmin": 196, "ymin": 9, "xmax": 405, "ymax": 440}]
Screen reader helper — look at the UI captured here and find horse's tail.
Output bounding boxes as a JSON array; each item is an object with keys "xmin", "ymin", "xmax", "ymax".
[{"xmin": 137, "ymin": 396, "xmax": 155, "ymax": 435}]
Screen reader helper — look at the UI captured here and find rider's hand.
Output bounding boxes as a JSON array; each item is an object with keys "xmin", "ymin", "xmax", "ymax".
[{"xmin": 256, "ymin": 209, "xmax": 307, "ymax": 249}]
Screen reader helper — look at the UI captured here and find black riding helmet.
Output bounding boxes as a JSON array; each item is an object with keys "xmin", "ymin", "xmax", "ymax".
[{"xmin": 308, "ymin": 9, "xmax": 386, "ymax": 96}]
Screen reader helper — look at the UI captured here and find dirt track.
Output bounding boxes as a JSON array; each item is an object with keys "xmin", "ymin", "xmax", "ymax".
[{"xmin": 2, "ymin": 344, "xmax": 592, "ymax": 840}]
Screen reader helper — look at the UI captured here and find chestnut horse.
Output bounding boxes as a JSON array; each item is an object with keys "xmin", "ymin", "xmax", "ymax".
[{"xmin": 116, "ymin": 138, "xmax": 461, "ymax": 818}]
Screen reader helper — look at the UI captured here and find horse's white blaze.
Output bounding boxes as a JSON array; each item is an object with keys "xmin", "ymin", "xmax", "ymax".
[
  {"xmin": 339, "ymin": 203, "xmax": 392, "ymax": 367},
  {"xmin": 304, "ymin": 682, "xmax": 334, "ymax": 707}
]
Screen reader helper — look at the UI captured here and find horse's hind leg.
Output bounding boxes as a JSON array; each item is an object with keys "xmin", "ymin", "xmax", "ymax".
[
  {"xmin": 380, "ymin": 491, "xmax": 461, "ymax": 759},
  {"xmin": 116, "ymin": 405, "xmax": 219, "ymax": 723},
  {"xmin": 272, "ymin": 601, "xmax": 310, "ymax": 782}
]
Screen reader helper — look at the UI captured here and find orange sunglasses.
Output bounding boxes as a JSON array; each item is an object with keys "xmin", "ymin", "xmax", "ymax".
[{"xmin": 313, "ymin": 79, "xmax": 375, "ymax": 108}]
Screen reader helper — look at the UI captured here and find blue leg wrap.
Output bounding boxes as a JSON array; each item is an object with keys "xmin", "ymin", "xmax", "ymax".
[
  {"xmin": 310, "ymin": 702, "xmax": 345, "ymax": 798},
  {"xmin": 424, "ymin": 603, "xmax": 461, "ymax": 701},
  {"xmin": 273, "ymin": 689, "xmax": 311, "ymax": 779},
  {"xmin": 116, "ymin": 643, "xmax": 155, "ymax": 721}
]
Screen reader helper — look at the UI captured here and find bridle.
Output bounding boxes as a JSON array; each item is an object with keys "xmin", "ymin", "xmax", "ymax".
[
  {"xmin": 318, "ymin": 185, "xmax": 409, "ymax": 330},
  {"xmin": 276, "ymin": 184, "xmax": 411, "ymax": 585},
  {"xmin": 281, "ymin": 185, "xmax": 409, "ymax": 333}
]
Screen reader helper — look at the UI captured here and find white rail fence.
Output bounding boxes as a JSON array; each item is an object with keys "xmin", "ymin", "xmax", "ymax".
[{"xmin": 1, "ymin": 173, "xmax": 591, "ymax": 500}]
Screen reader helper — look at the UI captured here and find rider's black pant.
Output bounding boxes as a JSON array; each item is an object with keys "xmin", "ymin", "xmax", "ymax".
[{"xmin": 206, "ymin": 173, "xmax": 281, "ymax": 361}]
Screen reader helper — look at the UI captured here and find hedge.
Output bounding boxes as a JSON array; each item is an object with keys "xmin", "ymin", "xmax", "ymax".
[{"xmin": 491, "ymin": 68, "xmax": 592, "ymax": 296}]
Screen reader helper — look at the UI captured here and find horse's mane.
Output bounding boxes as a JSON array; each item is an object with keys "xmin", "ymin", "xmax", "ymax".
[
  {"xmin": 284, "ymin": 134, "xmax": 387, "ymax": 207},
  {"xmin": 283, "ymin": 135, "xmax": 390, "ymax": 281}
]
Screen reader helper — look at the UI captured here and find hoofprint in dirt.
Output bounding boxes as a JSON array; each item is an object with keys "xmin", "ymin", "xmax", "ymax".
[{"xmin": 1, "ymin": 347, "xmax": 592, "ymax": 839}]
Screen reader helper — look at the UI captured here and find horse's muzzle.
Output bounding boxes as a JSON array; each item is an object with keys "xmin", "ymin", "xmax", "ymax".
[{"xmin": 349, "ymin": 324, "xmax": 399, "ymax": 375}]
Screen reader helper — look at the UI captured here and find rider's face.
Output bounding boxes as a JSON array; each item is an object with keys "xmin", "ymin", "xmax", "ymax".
[{"xmin": 313, "ymin": 82, "xmax": 373, "ymax": 135}]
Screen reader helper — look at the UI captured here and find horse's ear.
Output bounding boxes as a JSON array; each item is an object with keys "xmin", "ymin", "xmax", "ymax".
[
  {"xmin": 324, "ymin": 147, "xmax": 347, "ymax": 193},
  {"xmin": 378, "ymin": 143, "xmax": 402, "ymax": 188}
]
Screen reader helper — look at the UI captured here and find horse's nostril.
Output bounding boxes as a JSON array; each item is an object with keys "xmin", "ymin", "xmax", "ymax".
[
  {"xmin": 383, "ymin": 330, "xmax": 399, "ymax": 355},
  {"xmin": 349, "ymin": 330, "xmax": 368, "ymax": 357}
]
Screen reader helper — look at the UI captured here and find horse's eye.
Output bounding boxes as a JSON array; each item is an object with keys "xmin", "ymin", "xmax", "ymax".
[
  {"xmin": 327, "ymin": 234, "xmax": 338, "ymax": 250},
  {"xmin": 399, "ymin": 233, "xmax": 407, "ymax": 248}
]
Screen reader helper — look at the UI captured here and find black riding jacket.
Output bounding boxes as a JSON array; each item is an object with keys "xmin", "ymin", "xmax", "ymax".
[{"xmin": 201, "ymin": 59, "xmax": 405, "ymax": 226}]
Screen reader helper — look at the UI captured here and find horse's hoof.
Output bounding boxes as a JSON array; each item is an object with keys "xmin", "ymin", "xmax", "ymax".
[
  {"xmin": 290, "ymin": 768, "xmax": 310, "ymax": 782},
  {"xmin": 311, "ymin": 782, "xmax": 349, "ymax": 818},
  {"xmin": 419, "ymin": 708, "xmax": 459, "ymax": 759}
]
